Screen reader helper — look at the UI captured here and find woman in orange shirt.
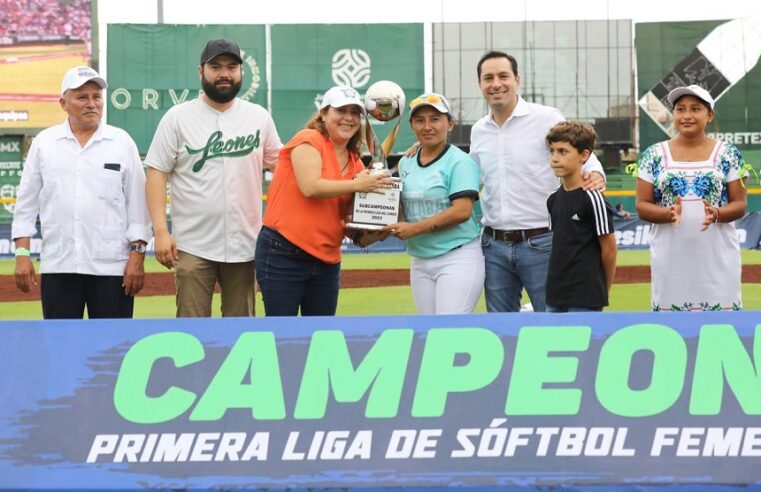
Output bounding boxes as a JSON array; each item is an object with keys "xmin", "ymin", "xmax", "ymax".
[{"xmin": 256, "ymin": 86, "xmax": 391, "ymax": 316}]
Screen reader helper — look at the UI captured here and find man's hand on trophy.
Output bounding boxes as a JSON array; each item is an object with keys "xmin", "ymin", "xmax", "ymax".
[
  {"xmin": 384, "ymin": 222, "xmax": 419, "ymax": 240},
  {"xmin": 354, "ymin": 169, "xmax": 393, "ymax": 194}
]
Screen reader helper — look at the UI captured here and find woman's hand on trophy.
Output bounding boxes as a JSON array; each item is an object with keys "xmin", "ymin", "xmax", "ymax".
[
  {"xmin": 384, "ymin": 222, "xmax": 419, "ymax": 240},
  {"xmin": 348, "ymin": 229, "xmax": 392, "ymax": 247},
  {"xmin": 354, "ymin": 169, "xmax": 393, "ymax": 193}
]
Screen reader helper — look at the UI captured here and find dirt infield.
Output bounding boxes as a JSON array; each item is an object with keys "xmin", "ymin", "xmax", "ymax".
[{"xmin": 2, "ymin": 266, "xmax": 761, "ymax": 302}]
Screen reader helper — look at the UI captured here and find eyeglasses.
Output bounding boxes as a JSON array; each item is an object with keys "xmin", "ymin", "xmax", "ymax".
[{"xmin": 409, "ymin": 94, "xmax": 450, "ymax": 112}]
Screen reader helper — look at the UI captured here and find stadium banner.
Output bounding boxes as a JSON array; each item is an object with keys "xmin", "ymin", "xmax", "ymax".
[
  {"xmin": 2, "ymin": 212, "xmax": 761, "ymax": 257},
  {"xmin": 106, "ymin": 24, "xmax": 268, "ymax": 153},
  {"xmin": 0, "ymin": 135, "xmax": 23, "ymax": 223},
  {"xmin": 270, "ymin": 23, "xmax": 424, "ymax": 151},
  {"xmin": 636, "ymin": 19, "xmax": 761, "ymax": 152},
  {"xmin": 612, "ymin": 212, "xmax": 761, "ymax": 250},
  {"xmin": 0, "ymin": 0, "xmax": 92, "ymax": 130},
  {"xmin": 0, "ymin": 313, "xmax": 759, "ymax": 490}
]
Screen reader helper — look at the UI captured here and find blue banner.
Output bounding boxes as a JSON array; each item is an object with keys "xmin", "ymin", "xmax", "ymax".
[{"xmin": 0, "ymin": 312, "xmax": 760, "ymax": 490}]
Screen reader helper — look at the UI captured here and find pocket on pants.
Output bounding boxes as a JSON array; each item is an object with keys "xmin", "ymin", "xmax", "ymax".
[
  {"xmin": 263, "ymin": 228, "xmax": 305, "ymax": 258},
  {"xmin": 526, "ymin": 231, "xmax": 553, "ymax": 252},
  {"xmin": 480, "ymin": 232, "xmax": 493, "ymax": 248}
]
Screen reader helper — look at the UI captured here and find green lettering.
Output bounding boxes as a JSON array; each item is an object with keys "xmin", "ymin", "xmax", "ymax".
[
  {"xmin": 412, "ymin": 328, "xmax": 503, "ymax": 417},
  {"xmin": 190, "ymin": 332, "xmax": 285, "ymax": 420},
  {"xmin": 294, "ymin": 329, "xmax": 413, "ymax": 419},
  {"xmin": 690, "ymin": 324, "xmax": 761, "ymax": 415},
  {"xmin": 596, "ymin": 323, "xmax": 686, "ymax": 417},
  {"xmin": 252, "ymin": 129, "xmax": 260, "ymax": 148},
  {"xmin": 506, "ymin": 326, "xmax": 590, "ymax": 415},
  {"xmin": 113, "ymin": 332, "xmax": 202, "ymax": 424},
  {"xmin": 233, "ymin": 135, "xmax": 246, "ymax": 150}
]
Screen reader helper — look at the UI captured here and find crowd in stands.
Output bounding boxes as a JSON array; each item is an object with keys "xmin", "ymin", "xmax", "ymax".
[{"xmin": 0, "ymin": 0, "xmax": 90, "ymax": 44}]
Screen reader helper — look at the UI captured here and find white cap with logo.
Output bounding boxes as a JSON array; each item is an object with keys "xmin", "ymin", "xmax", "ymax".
[
  {"xmin": 60, "ymin": 66, "xmax": 107, "ymax": 96},
  {"xmin": 320, "ymin": 86, "xmax": 366, "ymax": 114},
  {"xmin": 667, "ymin": 85, "xmax": 715, "ymax": 109}
]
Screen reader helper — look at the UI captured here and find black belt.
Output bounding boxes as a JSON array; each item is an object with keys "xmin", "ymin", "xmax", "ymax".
[{"xmin": 483, "ymin": 226, "xmax": 550, "ymax": 243}]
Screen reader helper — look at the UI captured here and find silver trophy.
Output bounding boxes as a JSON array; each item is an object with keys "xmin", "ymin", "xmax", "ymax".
[{"xmin": 346, "ymin": 80, "xmax": 405, "ymax": 230}]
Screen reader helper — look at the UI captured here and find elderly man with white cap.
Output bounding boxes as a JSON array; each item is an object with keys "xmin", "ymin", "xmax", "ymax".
[{"xmin": 11, "ymin": 66, "xmax": 151, "ymax": 319}]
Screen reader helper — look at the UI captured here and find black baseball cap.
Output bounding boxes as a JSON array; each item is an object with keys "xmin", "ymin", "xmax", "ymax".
[{"xmin": 200, "ymin": 39, "xmax": 243, "ymax": 65}]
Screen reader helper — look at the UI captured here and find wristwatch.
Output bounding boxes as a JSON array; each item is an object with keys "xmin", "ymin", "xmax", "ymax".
[{"xmin": 129, "ymin": 243, "xmax": 147, "ymax": 254}]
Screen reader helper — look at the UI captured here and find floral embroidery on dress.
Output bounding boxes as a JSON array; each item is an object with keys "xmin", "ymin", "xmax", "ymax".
[
  {"xmin": 653, "ymin": 301, "xmax": 742, "ymax": 312},
  {"xmin": 691, "ymin": 171, "xmax": 721, "ymax": 204}
]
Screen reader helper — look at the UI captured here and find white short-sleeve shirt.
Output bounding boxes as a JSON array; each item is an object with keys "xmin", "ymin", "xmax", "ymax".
[{"xmin": 145, "ymin": 98, "xmax": 282, "ymax": 263}]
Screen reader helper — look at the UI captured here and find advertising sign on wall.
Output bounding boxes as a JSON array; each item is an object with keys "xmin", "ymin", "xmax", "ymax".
[
  {"xmin": 0, "ymin": 0, "xmax": 93, "ymax": 130},
  {"xmin": 106, "ymin": 24, "xmax": 268, "ymax": 153},
  {"xmin": 270, "ymin": 23, "xmax": 424, "ymax": 152},
  {"xmin": 636, "ymin": 18, "xmax": 761, "ymax": 152}
]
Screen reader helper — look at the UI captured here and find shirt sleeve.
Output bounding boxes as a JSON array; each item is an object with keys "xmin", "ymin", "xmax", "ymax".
[
  {"xmin": 144, "ymin": 110, "xmax": 178, "ymax": 173},
  {"xmin": 585, "ymin": 190, "xmax": 614, "ymax": 236},
  {"xmin": 581, "ymin": 152, "xmax": 606, "ymax": 181},
  {"xmin": 636, "ymin": 144, "xmax": 659, "ymax": 184},
  {"xmin": 719, "ymin": 142, "xmax": 745, "ymax": 183},
  {"xmin": 121, "ymin": 134, "xmax": 153, "ymax": 242},
  {"xmin": 448, "ymin": 153, "xmax": 480, "ymax": 198},
  {"xmin": 11, "ymin": 138, "xmax": 42, "ymax": 239},
  {"xmin": 261, "ymin": 112, "xmax": 283, "ymax": 171}
]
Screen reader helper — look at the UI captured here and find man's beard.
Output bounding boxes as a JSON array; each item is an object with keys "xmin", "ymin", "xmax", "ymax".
[{"xmin": 201, "ymin": 76, "xmax": 241, "ymax": 103}]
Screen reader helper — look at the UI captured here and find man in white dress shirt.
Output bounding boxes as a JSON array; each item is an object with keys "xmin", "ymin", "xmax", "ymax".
[
  {"xmin": 12, "ymin": 66, "xmax": 151, "ymax": 319},
  {"xmin": 469, "ymin": 51, "xmax": 606, "ymax": 312},
  {"xmin": 145, "ymin": 39, "xmax": 282, "ymax": 318}
]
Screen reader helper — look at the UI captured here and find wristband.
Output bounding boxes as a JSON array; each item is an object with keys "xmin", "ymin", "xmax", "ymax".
[
  {"xmin": 15, "ymin": 247, "xmax": 30, "ymax": 257},
  {"xmin": 714, "ymin": 207, "xmax": 720, "ymax": 223}
]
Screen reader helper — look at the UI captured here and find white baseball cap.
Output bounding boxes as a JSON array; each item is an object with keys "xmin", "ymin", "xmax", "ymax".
[
  {"xmin": 60, "ymin": 66, "xmax": 107, "ymax": 95},
  {"xmin": 667, "ymin": 85, "xmax": 714, "ymax": 109},
  {"xmin": 409, "ymin": 92, "xmax": 451, "ymax": 118},
  {"xmin": 320, "ymin": 86, "xmax": 366, "ymax": 114}
]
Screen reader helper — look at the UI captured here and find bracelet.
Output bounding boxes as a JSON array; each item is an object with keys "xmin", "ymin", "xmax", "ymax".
[
  {"xmin": 714, "ymin": 207, "xmax": 720, "ymax": 223},
  {"xmin": 15, "ymin": 247, "xmax": 30, "ymax": 257}
]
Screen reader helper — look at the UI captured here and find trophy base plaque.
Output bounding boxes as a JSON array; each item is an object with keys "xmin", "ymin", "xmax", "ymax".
[{"xmin": 345, "ymin": 177, "xmax": 402, "ymax": 231}]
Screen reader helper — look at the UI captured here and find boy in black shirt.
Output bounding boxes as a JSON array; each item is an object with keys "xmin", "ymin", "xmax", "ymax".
[{"xmin": 545, "ymin": 121, "xmax": 617, "ymax": 312}]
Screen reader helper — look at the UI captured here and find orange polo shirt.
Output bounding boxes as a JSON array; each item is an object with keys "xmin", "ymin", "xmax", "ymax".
[{"xmin": 263, "ymin": 129, "xmax": 365, "ymax": 264}]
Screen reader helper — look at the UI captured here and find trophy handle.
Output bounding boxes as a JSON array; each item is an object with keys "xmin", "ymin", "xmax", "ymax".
[
  {"xmin": 364, "ymin": 114, "xmax": 388, "ymax": 168},
  {"xmin": 381, "ymin": 119, "xmax": 401, "ymax": 158}
]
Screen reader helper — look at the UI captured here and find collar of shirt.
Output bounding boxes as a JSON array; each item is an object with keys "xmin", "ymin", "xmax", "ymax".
[
  {"xmin": 484, "ymin": 95, "xmax": 530, "ymax": 128},
  {"xmin": 53, "ymin": 119, "xmax": 116, "ymax": 145}
]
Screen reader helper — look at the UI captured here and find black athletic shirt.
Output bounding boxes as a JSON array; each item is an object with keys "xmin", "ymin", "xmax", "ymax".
[{"xmin": 546, "ymin": 186, "xmax": 615, "ymax": 308}]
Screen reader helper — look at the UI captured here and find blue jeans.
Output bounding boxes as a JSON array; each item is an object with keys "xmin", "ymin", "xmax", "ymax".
[
  {"xmin": 546, "ymin": 304, "xmax": 602, "ymax": 313},
  {"xmin": 255, "ymin": 226, "xmax": 341, "ymax": 316},
  {"xmin": 481, "ymin": 231, "xmax": 553, "ymax": 312}
]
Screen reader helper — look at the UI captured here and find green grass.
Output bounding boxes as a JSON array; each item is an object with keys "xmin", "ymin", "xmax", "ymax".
[
  {"xmin": 2, "ymin": 250, "xmax": 760, "ymax": 320},
  {"xmin": 3, "ymin": 250, "xmax": 761, "ymax": 275},
  {"xmin": 3, "ymin": 283, "xmax": 761, "ymax": 320}
]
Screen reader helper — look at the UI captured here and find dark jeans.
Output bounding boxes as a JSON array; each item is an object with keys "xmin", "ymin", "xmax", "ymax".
[
  {"xmin": 255, "ymin": 226, "xmax": 341, "ymax": 316},
  {"xmin": 41, "ymin": 273, "xmax": 134, "ymax": 319},
  {"xmin": 546, "ymin": 304, "xmax": 603, "ymax": 313}
]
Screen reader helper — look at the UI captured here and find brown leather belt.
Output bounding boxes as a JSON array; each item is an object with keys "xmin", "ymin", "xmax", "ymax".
[{"xmin": 483, "ymin": 226, "xmax": 550, "ymax": 243}]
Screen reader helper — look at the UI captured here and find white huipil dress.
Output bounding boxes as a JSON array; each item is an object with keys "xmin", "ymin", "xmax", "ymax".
[{"xmin": 637, "ymin": 140, "xmax": 744, "ymax": 311}]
